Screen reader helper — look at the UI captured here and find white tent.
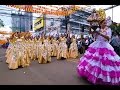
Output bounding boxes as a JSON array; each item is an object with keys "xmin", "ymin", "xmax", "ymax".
[
  {"xmin": 0, "ymin": 27, "xmax": 12, "ymax": 37},
  {"xmin": 0, "ymin": 26, "xmax": 12, "ymax": 33},
  {"xmin": 0, "ymin": 26, "xmax": 12, "ymax": 40}
]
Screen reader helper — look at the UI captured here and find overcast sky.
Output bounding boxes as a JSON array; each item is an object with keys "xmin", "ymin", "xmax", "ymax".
[
  {"xmin": 0, "ymin": 5, "xmax": 120, "ymax": 27},
  {"xmin": 93, "ymin": 5, "xmax": 120, "ymax": 23}
]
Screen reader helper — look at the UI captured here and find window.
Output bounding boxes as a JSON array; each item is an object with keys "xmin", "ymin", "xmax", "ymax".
[
  {"xmin": 50, "ymin": 19, "xmax": 54, "ymax": 26},
  {"xmin": 50, "ymin": 22, "xmax": 54, "ymax": 26}
]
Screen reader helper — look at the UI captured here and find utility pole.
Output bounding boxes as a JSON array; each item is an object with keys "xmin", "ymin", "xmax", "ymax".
[
  {"xmin": 112, "ymin": 5, "xmax": 113, "ymax": 21},
  {"xmin": 43, "ymin": 14, "xmax": 46, "ymax": 35},
  {"xmin": 65, "ymin": 15, "xmax": 70, "ymax": 34}
]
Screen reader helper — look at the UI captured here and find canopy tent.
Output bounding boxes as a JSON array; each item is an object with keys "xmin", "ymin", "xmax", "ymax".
[
  {"xmin": 0, "ymin": 27, "xmax": 12, "ymax": 34},
  {"xmin": 0, "ymin": 27, "xmax": 12, "ymax": 45}
]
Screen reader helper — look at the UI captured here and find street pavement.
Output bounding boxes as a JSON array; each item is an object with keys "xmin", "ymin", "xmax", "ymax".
[{"xmin": 0, "ymin": 48, "xmax": 91, "ymax": 85}]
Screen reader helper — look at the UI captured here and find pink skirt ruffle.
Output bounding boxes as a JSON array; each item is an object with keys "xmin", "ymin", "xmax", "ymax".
[{"xmin": 77, "ymin": 45, "xmax": 120, "ymax": 85}]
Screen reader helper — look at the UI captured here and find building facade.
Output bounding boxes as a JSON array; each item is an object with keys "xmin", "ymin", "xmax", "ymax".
[
  {"xmin": 24, "ymin": 12, "xmax": 33, "ymax": 31},
  {"xmin": 60, "ymin": 10, "xmax": 91, "ymax": 35},
  {"xmin": 45, "ymin": 15, "xmax": 61, "ymax": 35},
  {"xmin": 11, "ymin": 11, "xmax": 33, "ymax": 32},
  {"xmin": 33, "ymin": 14, "xmax": 62, "ymax": 36},
  {"xmin": 32, "ymin": 10, "xmax": 91, "ymax": 36}
]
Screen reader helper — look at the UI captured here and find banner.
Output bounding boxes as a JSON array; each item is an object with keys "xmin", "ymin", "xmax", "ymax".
[
  {"xmin": 34, "ymin": 17, "xmax": 44, "ymax": 31},
  {"xmin": 7, "ymin": 5, "xmax": 82, "ymax": 16}
]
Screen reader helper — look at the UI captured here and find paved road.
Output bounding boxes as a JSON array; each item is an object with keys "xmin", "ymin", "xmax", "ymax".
[{"xmin": 0, "ymin": 48, "xmax": 91, "ymax": 85}]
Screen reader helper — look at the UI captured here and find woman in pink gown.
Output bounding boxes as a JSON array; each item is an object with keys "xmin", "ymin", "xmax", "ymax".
[{"xmin": 77, "ymin": 20, "xmax": 120, "ymax": 85}]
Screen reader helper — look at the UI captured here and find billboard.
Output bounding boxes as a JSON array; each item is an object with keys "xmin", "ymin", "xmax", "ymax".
[{"xmin": 34, "ymin": 17, "xmax": 44, "ymax": 31}]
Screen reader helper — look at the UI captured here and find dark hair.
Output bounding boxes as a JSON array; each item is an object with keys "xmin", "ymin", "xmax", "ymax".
[
  {"xmin": 118, "ymin": 34, "xmax": 120, "ymax": 37},
  {"xmin": 99, "ymin": 20, "xmax": 105, "ymax": 25},
  {"xmin": 116, "ymin": 32, "xmax": 120, "ymax": 36}
]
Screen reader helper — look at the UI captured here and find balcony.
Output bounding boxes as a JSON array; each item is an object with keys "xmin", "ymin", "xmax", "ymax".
[
  {"xmin": 62, "ymin": 25, "xmax": 80, "ymax": 30},
  {"xmin": 71, "ymin": 14, "xmax": 87, "ymax": 20},
  {"xmin": 71, "ymin": 27, "xmax": 80, "ymax": 30},
  {"xmin": 61, "ymin": 25, "xmax": 89, "ymax": 32},
  {"xmin": 74, "ymin": 13, "xmax": 80, "ymax": 16},
  {"xmin": 77, "ymin": 10, "xmax": 91, "ymax": 15},
  {"xmin": 69, "ymin": 18, "xmax": 87, "ymax": 22},
  {"xmin": 61, "ymin": 26, "xmax": 66, "ymax": 28},
  {"xmin": 69, "ymin": 18, "xmax": 74, "ymax": 21},
  {"xmin": 69, "ymin": 19, "xmax": 89, "ymax": 26}
]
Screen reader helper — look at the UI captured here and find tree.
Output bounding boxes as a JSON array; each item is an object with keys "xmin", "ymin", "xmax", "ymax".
[
  {"xmin": 116, "ymin": 24, "xmax": 120, "ymax": 35},
  {"xmin": 110, "ymin": 23, "xmax": 120, "ymax": 35},
  {"xmin": 0, "ymin": 19, "xmax": 4, "ymax": 27}
]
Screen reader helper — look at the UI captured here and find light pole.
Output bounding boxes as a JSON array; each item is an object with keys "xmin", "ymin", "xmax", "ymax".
[
  {"xmin": 112, "ymin": 5, "xmax": 113, "ymax": 21},
  {"xmin": 65, "ymin": 15, "xmax": 70, "ymax": 34},
  {"xmin": 62, "ymin": 7, "xmax": 70, "ymax": 34},
  {"xmin": 43, "ymin": 14, "xmax": 46, "ymax": 35}
]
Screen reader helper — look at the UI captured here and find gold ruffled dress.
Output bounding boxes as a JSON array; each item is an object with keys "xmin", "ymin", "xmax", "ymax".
[
  {"xmin": 41, "ymin": 38, "xmax": 51, "ymax": 63},
  {"xmin": 51, "ymin": 38, "xmax": 59, "ymax": 57},
  {"xmin": 69, "ymin": 38, "xmax": 78, "ymax": 58},
  {"xmin": 7, "ymin": 37, "xmax": 30, "ymax": 70},
  {"xmin": 57, "ymin": 37, "xmax": 68, "ymax": 59}
]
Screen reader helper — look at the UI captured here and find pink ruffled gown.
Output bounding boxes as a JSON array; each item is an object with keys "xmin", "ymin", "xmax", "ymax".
[{"xmin": 77, "ymin": 27, "xmax": 120, "ymax": 85}]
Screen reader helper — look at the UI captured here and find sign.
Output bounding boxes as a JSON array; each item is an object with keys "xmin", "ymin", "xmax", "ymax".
[{"xmin": 34, "ymin": 17, "xmax": 44, "ymax": 31}]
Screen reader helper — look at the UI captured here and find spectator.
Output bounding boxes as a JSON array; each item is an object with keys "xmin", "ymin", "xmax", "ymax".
[
  {"xmin": 77, "ymin": 38, "xmax": 83, "ymax": 54},
  {"xmin": 84, "ymin": 38, "xmax": 89, "ymax": 50},
  {"xmin": 81, "ymin": 38, "xmax": 86, "ymax": 53},
  {"xmin": 110, "ymin": 34, "xmax": 120, "ymax": 56},
  {"xmin": 66, "ymin": 34, "xmax": 71, "ymax": 50},
  {"xmin": 117, "ymin": 34, "xmax": 120, "ymax": 56},
  {"xmin": 88, "ymin": 37, "xmax": 94, "ymax": 45}
]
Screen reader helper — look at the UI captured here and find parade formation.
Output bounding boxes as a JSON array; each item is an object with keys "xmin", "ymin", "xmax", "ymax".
[
  {"xmin": 5, "ymin": 32, "xmax": 78, "ymax": 70},
  {"xmin": 0, "ymin": 5, "xmax": 120, "ymax": 85}
]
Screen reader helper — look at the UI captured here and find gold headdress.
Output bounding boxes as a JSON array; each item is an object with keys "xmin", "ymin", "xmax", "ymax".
[
  {"xmin": 87, "ymin": 8, "xmax": 106, "ymax": 22},
  {"xmin": 96, "ymin": 8, "xmax": 106, "ymax": 22}
]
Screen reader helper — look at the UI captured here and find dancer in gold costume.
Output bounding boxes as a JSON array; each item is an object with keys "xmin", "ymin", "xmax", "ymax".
[
  {"xmin": 6, "ymin": 32, "xmax": 31, "ymax": 70},
  {"xmin": 69, "ymin": 35, "xmax": 78, "ymax": 58},
  {"xmin": 5, "ymin": 31, "xmax": 81, "ymax": 70},
  {"xmin": 38, "ymin": 35, "xmax": 51, "ymax": 64},
  {"xmin": 57, "ymin": 35, "xmax": 68, "ymax": 60},
  {"xmin": 51, "ymin": 37, "xmax": 59, "ymax": 57}
]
